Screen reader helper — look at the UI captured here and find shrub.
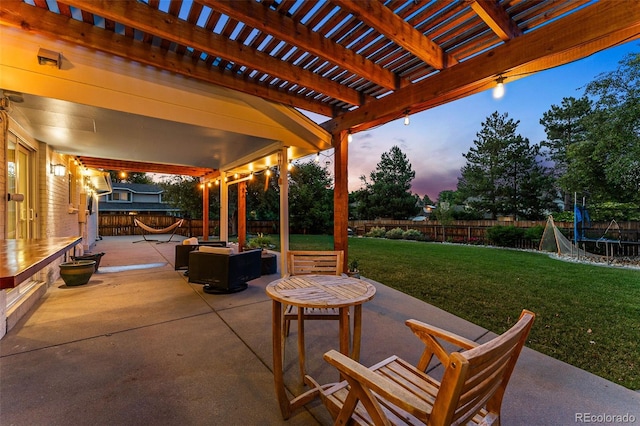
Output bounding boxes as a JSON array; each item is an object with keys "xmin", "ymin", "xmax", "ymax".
[
  {"xmin": 524, "ymin": 225, "xmax": 544, "ymax": 242},
  {"xmin": 552, "ymin": 211, "xmax": 573, "ymax": 222},
  {"xmin": 402, "ymin": 229, "xmax": 423, "ymax": 240},
  {"xmin": 366, "ymin": 226, "xmax": 386, "ymax": 238},
  {"xmin": 486, "ymin": 225, "xmax": 525, "ymax": 247},
  {"xmin": 385, "ymin": 227, "xmax": 405, "ymax": 239}
]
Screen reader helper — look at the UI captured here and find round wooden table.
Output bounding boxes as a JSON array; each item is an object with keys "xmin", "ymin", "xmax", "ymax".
[{"xmin": 266, "ymin": 274, "xmax": 376, "ymax": 419}]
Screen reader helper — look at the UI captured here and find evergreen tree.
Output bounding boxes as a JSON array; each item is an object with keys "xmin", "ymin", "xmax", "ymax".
[
  {"xmin": 458, "ymin": 112, "xmax": 555, "ymax": 219},
  {"xmin": 357, "ymin": 146, "xmax": 419, "ymax": 220}
]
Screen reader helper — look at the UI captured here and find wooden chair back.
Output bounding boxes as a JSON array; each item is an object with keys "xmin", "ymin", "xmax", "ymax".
[
  {"xmin": 431, "ymin": 309, "xmax": 535, "ymax": 425},
  {"xmin": 318, "ymin": 309, "xmax": 535, "ymax": 425},
  {"xmin": 287, "ymin": 250, "xmax": 344, "ymax": 276}
]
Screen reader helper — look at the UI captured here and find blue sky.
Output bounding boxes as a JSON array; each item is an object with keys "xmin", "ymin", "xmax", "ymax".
[{"xmin": 305, "ymin": 40, "xmax": 639, "ymax": 202}]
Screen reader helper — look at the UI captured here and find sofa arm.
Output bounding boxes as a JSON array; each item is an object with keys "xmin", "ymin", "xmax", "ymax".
[{"xmin": 228, "ymin": 249, "xmax": 262, "ymax": 284}]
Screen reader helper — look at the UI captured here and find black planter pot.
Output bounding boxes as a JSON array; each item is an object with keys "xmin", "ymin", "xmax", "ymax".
[
  {"xmin": 71, "ymin": 252, "xmax": 105, "ymax": 272},
  {"xmin": 59, "ymin": 260, "xmax": 96, "ymax": 286}
]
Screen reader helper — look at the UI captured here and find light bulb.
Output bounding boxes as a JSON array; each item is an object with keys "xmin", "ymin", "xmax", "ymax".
[
  {"xmin": 493, "ymin": 76, "xmax": 505, "ymax": 99},
  {"xmin": 404, "ymin": 114, "xmax": 410, "ymax": 126},
  {"xmin": 347, "ymin": 132, "xmax": 353, "ymax": 143}
]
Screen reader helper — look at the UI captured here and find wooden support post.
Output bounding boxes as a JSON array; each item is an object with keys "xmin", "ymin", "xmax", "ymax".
[
  {"xmin": 333, "ymin": 131, "xmax": 349, "ymax": 272},
  {"xmin": 202, "ymin": 181, "xmax": 209, "ymax": 241},
  {"xmin": 220, "ymin": 174, "xmax": 229, "ymax": 243},
  {"xmin": 238, "ymin": 180, "xmax": 247, "ymax": 251}
]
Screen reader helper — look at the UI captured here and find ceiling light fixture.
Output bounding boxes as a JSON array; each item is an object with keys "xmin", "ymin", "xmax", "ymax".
[{"xmin": 493, "ymin": 76, "xmax": 506, "ymax": 99}]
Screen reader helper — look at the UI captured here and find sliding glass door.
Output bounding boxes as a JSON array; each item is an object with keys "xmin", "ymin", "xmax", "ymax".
[{"xmin": 6, "ymin": 131, "xmax": 35, "ymax": 239}]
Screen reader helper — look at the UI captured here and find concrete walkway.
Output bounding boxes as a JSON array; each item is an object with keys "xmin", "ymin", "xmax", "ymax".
[{"xmin": 1, "ymin": 236, "xmax": 638, "ymax": 425}]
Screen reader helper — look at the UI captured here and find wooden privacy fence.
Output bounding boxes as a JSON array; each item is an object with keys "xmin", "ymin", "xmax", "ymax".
[
  {"xmin": 347, "ymin": 219, "xmax": 640, "ymax": 256},
  {"xmin": 98, "ymin": 215, "xmax": 640, "ymax": 255},
  {"xmin": 98, "ymin": 215, "xmax": 277, "ymax": 238}
]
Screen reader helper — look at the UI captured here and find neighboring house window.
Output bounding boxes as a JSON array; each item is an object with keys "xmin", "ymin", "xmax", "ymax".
[{"xmin": 109, "ymin": 191, "xmax": 131, "ymax": 202}]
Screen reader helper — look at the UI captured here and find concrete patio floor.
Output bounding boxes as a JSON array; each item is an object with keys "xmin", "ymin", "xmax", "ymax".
[{"xmin": 1, "ymin": 235, "xmax": 638, "ymax": 425}]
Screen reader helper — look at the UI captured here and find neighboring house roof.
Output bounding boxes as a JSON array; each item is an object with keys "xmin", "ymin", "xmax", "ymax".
[
  {"xmin": 99, "ymin": 202, "xmax": 179, "ymax": 212},
  {"xmin": 110, "ymin": 183, "xmax": 163, "ymax": 194}
]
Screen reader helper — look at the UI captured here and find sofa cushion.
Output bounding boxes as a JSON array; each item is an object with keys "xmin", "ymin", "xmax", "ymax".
[
  {"xmin": 199, "ymin": 246, "xmax": 233, "ymax": 255},
  {"xmin": 182, "ymin": 237, "xmax": 199, "ymax": 245}
]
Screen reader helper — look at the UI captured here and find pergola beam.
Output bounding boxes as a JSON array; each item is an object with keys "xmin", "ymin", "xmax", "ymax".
[
  {"xmin": 332, "ymin": 0, "xmax": 450, "ymax": 71},
  {"xmin": 321, "ymin": 0, "xmax": 640, "ymax": 134},
  {"xmin": 470, "ymin": 0, "xmax": 522, "ymax": 41},
  {"xmin": 62, "ymin": 0, "xmax": 363, "ymax": 108},
  {"xmin": 0, "ymin": 1, "xmax": 337, "ymax": 116},
  {"xmin": 205, "ymin": 0, "xmax": 399, "ymax": 91}
]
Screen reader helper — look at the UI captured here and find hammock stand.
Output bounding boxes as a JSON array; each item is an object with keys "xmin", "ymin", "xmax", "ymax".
[{"xmin": 133, "ymin": 218, "xmax": 184, "ymax": 244}]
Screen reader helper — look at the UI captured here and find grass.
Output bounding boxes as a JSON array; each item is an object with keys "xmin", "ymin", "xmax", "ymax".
[{"xmin": 279, "ymin": 234, "xmax": 640, "ymax": 390}]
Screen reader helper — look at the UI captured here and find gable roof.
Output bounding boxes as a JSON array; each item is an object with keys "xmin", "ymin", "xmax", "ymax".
[{"xmin": 111, "ymin": 183, "xmax": 164, "ymax": 194}]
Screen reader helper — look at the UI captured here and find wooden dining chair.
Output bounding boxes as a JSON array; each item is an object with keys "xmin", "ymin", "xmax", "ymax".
[
  {"xmin": 284, "ymin": 250, "xmax": 345, "ymax": 336},
  {"xmin": 309, "ymin": 309, "xmax": 535, "ymax": 425}
]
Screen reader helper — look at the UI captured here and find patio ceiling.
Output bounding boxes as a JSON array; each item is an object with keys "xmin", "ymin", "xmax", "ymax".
[{"xmin": 1, "ymin": 0, "xmax": 639, "ymax": 178}]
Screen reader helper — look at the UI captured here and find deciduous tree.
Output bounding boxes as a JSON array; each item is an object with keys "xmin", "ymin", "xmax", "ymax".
[{"xmin": 288, "ymin": 161, "xmax": 333, "ymax": 234}]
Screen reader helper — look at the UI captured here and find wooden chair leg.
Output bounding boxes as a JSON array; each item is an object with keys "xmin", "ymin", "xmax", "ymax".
[{"xmin": 297, "ymin": 308, "xmax": 306, "ymax": 380}]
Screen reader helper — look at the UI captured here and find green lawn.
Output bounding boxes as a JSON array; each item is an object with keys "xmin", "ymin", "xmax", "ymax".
[{"xmin": 281, "ymin": 234, "xmax": 640, "ymax": 390}]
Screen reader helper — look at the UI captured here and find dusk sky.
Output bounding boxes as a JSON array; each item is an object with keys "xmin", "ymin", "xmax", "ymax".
[{"xmin": 302, "ymin": 40, "xmax": 639, "ymax": 202}]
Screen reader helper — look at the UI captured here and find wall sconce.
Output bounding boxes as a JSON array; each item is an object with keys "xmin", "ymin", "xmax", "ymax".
[
  {"xmin": 37, "ymin": 48, "xmax": 61, "ymax": 68},
  {"xmin": 50, "ymin": 163, "xmax": 66, "ymax": 176}
]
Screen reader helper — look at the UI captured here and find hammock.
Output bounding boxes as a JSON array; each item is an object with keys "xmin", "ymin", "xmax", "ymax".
[{"xmin": 133, "ymin": 218, "xmax": 184, "ymax": 243}]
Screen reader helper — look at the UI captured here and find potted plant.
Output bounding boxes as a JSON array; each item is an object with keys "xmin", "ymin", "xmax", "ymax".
[
  {"xmin": 247, "ymin": 234, "xmax": 277, "ymax": 275},
  {"xmin": 347, "ymin": 259, "xmax": 360, "ymax": 279},
  {"xmin": 246, "ymin": 233, "xmax": 274, "ymax": 250}
]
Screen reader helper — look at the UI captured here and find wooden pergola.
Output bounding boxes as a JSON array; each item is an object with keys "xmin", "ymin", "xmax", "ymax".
[{"xmin": 1, "ymin": 0, "xmax": 639, "ymax": 269}]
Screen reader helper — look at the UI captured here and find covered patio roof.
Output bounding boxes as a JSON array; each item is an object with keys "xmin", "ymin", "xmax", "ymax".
[
  {"xmin": 1, "ymin": 0, "xmax": 638, "ymax": 178},
  {"xmin": 1, "ymin": 0, "xmax": 639, "ymax": 261}
]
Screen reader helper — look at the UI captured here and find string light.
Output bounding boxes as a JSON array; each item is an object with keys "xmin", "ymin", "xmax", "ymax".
[
  {"xmin": 493, "ymin": 76, "xmax": 505, "ymax": 99},
  {"xmin": 347, "ymin": 131, "xmax": 353, "ymax": 143},
  {"xmin": 315, "ymin": 152, "xmax": 320, "ymax": 162},
  {"xmin": 403, "ymin": 111, "xmax": 410, "ymax": 126}
]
